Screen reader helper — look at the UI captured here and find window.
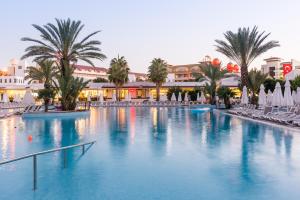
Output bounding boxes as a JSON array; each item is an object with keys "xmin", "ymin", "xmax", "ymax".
[
  {"xmin": 0, "ymin": 79, "xmax": 2, "ymax": 83},
  {"xmin": 14, "ymin": 79, "xmax": 17, "ymax": 83},
  {"xmin": 9, "ymin": 79, "xmax": 11, "ymax": 83},
  {"xmin": 269, "ymin": 66, "xmax": 275, "ymax": 77},
  {"xmin": 18, "ymin": 66, "xmax": 22, "ymax": 69},
  {"xmin": 5, "ymin": 79, "xmax": 7, "ymax": 83}
]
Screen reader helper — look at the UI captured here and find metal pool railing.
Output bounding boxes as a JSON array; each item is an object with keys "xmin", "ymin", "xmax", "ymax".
[{"xmin": 0, "ymin": 140, "xmax": 96, "ymax": 190}]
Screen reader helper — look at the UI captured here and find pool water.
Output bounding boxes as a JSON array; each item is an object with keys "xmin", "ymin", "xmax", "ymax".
[{"xmin": 0, "ymin": 107, "xmax": 300, "ymax": 200}]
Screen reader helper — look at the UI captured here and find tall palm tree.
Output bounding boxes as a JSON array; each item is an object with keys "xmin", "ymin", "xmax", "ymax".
[
  {"xmin": 148, "ymin": 58, "xmax": 168, "ymax": 101},
  {"xmin": 54, "ymin": 62, "xmax": 90, "ymax": 110},
  {"xmin": 194, "ymin": 63, "xmax": 231, "ymax": 104},
  {"xmin": 21, "ymin": 18, "xmax": 106, "ymax": 110},
  {"xmin": 107, "ymin": 56, "xmax": 130, "ymax": 101},
  {"xmin": 25, "ymin": 60, "xmax": 58, "ymax": 111},
  {"xmin": 215, "ymin": 26, "xmax": 279, "ymax": 87},
  {"xmin": 21, "ymin": 18, "xmax": 106, "ymax": 75},
  {"xmin": 247, "ymin": 69, "xmax": 268, "ymax": 104}
]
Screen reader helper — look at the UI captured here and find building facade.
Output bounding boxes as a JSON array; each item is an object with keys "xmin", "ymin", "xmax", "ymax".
[
  {"xmin": 261, "ymin": 57, "xmax": 300, "ymax": 79},
  {"xmin": 0, "ymin": 58, "xmax": 241, "ymax": 102},
  {"xmin": 167, "ymin": 64, "xmax": 200, "ymax": 82}
]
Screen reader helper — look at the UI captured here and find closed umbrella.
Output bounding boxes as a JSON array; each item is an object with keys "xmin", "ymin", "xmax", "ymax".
[
  {"xmin": 22, "ymin": 89, "xmax": 35, "ymax": 105},
  {"xmin": 184, "ymin": 92, "xmax": 189, "ymax": 102},
  {"xmin": 87, "ymin": 94, "xmax": 91, "ymax": 102},
  {"xmin": 266, "ymin": 90, "xmax": 273, "ymax": 105},
  {"xmin": 296, "ymin": 87, "xmax": 300, "ymax": 105},
  {"xmin": 128, "ymin": 92, "xmax": 132, "ymax": 101},
  {"xmin": 99, "ymin": 93, "xmax": 104, "ymax": 102},
  {"xmin": 272, "ymin": 82, "xmax": 283, "ymax": 106},
  {"xmin": 2, "ymin": 93, "xmax": 9, "ymax": 103},
  {"xmin": 161, "ymin": 94, "xmax": 167, "ymax": 102},
  {"xmin": 200, "ymin": 92, "xmax": 206, "ymax": 104},
  {"xmin": 283, "ymin": 81, "xmax": 294, "ymax": 106},
  {"xmin": 124, "ymin": 93, "xmax": 129, "ymax": 101},
  {"xmin": 178, "ymin": 92, "xmax": 182, "ymax": 102},
  {"xmin": 112, "ymin": 93, "xmax": 117, "ymax": 102},
  {"xmin": 292, "ymin": 90, "xmax": 297, "ymax": 104},
  {"xmin": 241, "ymin": 86, "xmax": 248, "ymax": 105},
  {"xmin": 171, "ymin": 93, "xmax": 176, "ymax": 101},
  {"xmin": 258, "ymin": 84, "xmax": 267, "ymax": 106},
  {"xmin": 196, "ymin": 93, "xmax": 200, "ymax": 102},
  {"xmin": 149, "ymin": 93, "xmax": 154, "ymax": 102},
  {"xmin": 14, "ymin": 94, "xmax": 21, "ymax": 102}
]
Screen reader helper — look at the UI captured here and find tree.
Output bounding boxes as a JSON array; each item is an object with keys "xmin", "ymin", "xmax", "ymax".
[
  {"xmin": 25, "ymin": 60, "xmax": 58, "ymax": 112},
  {"xmin": 188, "ymin": 87, "xmax": 202, "ymax": 101},
  {"xmin": 93, "ymin": 77, "xmax": 109, "ymax": 83},
  {"xmin": 290, "ymin": 75, "xmax": 300, "ymax": 91},
  {"xmin": 263, "ymin": 78, "xmax": 284, "ymax": 93},
  {"xmin": 107, "ymin": 56, "xmax": 130, "ymax": 101},
  {"xmin": 217, "ymin": 87, "xmax": 236, "ymax": 109},
  {"xmin": 54, "ymin": 63, "xmax": 89, "ymax": 110},
  {"xmin": 148, "ymin": 58, "xmax": 168, "ymax": 101},
  {"xmin": 247, "ymin": 69, "xmax": 268, "ymax": 104},
  {"xmin": 194, "ymin": 63, "xmax": 230, "ymax": 104},
  {"xmin": 21, "ymin": 18, "xmax": 106, "ymax": 110},
  {"xmin": 215, "ymin": 26, "xmax": 279, "ymax": 87},
  {"xmin": 167, "ymin": 86, "xmax": 182, "ymax": 101}
]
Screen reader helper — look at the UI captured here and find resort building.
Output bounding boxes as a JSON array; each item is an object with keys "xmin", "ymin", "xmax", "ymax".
[
  {"xmin": 73, "ymin": 65, "xmax": 108, "ymax": 81},
  {"xmin": 73, "ymin": 64, "xmax": 148, "ymax": 82},
  {"xmin": 84, "ymin": 81, "xmax": 208, "ymax": 100},
  {"xmin": 167, "ymin": 64, "xmax": 200, "ymax": 82},
  {"xmin": 261, "ymin": 57, "xmax": 300, "ymax": 79},
  {"xmin": 0, "ymin": 58, "xmax": 240, "ymax": 102}
]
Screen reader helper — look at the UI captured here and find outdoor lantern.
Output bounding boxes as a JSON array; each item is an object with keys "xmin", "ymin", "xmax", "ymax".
[
  {"xmin": 233, "ymin": 64, "xmax": 239, "ymax": 72},
  {"xmin": 212, "ymin": 58, "xmax": 221, "ymax": 66},
  {"xmin": 227, "ymin": 62, "xmax": 234, "ymax": 71}
]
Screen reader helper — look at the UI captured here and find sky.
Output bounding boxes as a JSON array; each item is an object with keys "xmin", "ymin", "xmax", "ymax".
[{"xmin": 0, "ymin": 0, "xmax": 300, "ymax": 72}]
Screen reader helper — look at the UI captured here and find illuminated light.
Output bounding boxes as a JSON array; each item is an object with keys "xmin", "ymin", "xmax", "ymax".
[
  {"xmin": 212, "ymin": 58, "xmax": 221, "ymax": 66},
  {"xmin": 27, "ymin": 135, "xmax": 33, "ymax": 142},
  {"xmin": 233, "ymin": 64, "xmax": 239, "ymax": 72},
  {"xmin": 227, "ymin": 62, "xmax": 234, "ymax": 71}
]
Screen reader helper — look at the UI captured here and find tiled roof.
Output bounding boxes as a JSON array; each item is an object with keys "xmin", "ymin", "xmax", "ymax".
[{"xmin": 74, "ymin": 65, "xmax": 107, "ymax": 73}]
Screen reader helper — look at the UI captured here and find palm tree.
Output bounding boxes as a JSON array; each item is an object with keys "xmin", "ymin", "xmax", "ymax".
[
  {"xmin": 54, "ymin": 63, "xmax": 90, "ymax": 110},
  {"xmin": 107, "ymin": 56, "xmax": 130, "ymax": 101},
  {"xmin": 215, "ymin": 26, "xmax": 279, "ymax": 87},
  {"xmin": 194, "ymin": 63, "xmax": 231, "ymax": 104},
  {"xmin": 25, "ymin": 60, "xmax": 58, "ymax": 112},
  {"xmin": 148, "ymin": 58, "xmax": 168, "ymax": 101},
  {"xmin": 217, "ymin": 87, "xmax": 236, "ymax": 109},
  {"xmin": 21, "ymin": 18, "xmax": 106, "ymax": 110},
  {"xmin": 247, "ymin": 69, "xmax": 268, "ymax": 104},
  {"xmin": 21, "ymin": 18, "xmax": 106, "ymax": 75}
]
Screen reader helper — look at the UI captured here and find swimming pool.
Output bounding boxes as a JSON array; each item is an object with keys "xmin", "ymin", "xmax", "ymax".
[{"xmin": 0, "ymin": 107, "xmax": 300, "ymax": 200}]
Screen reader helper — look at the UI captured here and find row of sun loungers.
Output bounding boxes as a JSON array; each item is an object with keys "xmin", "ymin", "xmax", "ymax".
[
  {"xmin": 0, "ymin": 105, "xmax": 42, "ymax": 119},
  {"xmin": 0, "ymin": 102, "xmax": 28, "ymax": 109},
  {"xmin": 228, "ymin": 104, "xmax": 300, "ymax": 127},
  {"xmin": 82, "ymin": 101, "xmax": 206, "ymax": 107}
]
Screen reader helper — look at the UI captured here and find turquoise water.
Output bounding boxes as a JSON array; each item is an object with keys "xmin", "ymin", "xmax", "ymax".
[{"xmin": 0, "ymin": 107, "xmax": 300, "ymax": 200}]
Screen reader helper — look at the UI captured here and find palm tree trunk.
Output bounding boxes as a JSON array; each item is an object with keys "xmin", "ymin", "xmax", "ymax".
[
  {"xmin": 156, "ymin": 84, "xmax": 160, "ymax": 101},
  {"xmin": 44, "ymin": 98, "xmax": 49, "ymax": 112},
  {"xmin": 116, "ymin": 86, "xmax": 119, "ymax": 101},
  {"xmin": 241, "ymin": 64, "xmax": 249, "ymax": 87}
]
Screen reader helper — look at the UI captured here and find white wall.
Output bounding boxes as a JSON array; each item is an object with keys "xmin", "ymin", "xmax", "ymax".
[{"xmin": 166, "ymin": 73, "xmax": 175, "ymax": 82}]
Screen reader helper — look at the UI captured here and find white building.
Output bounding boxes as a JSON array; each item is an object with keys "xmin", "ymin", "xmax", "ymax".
[
  {"xmin": 0, "ymin": 59, "xmax": 27, "ymax": 86},
  {"xmin": 261, "ymin": 57, "xmax": 300, "ymax": 79},
  {"xmin": 261, "ymin": 57, "xmax": 283, "ymax": 79}
]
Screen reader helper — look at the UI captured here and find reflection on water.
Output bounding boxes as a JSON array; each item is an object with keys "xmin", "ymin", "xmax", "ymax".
[
  {"xmin": 0, "ymin": 108, "xmax": 298, "ymax": 163},
  {"xmin": 0, "ymin": 107, "xmax": 300, "ymax": 199}
]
